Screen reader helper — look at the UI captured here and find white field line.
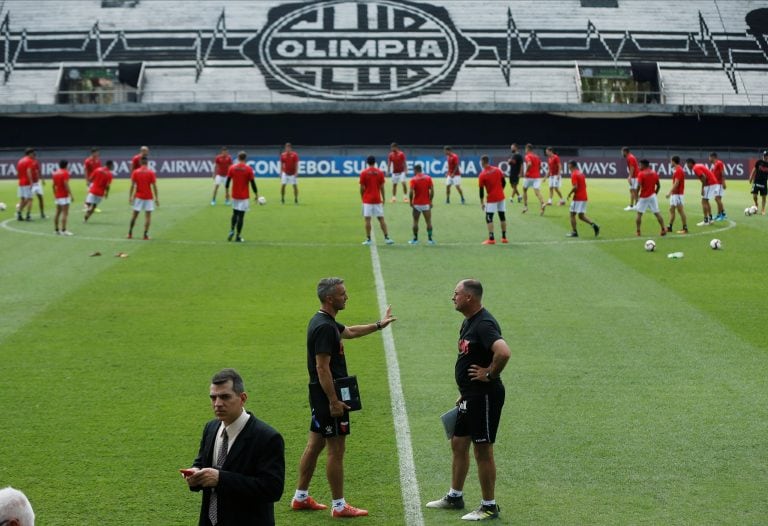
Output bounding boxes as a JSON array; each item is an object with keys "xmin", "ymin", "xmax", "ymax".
[
  {"xmin": 369, "ymin": 239, "xmax": 425, "ymax": 526},
  {"xmin": 0, "ymin": 218, "xmax": 738, "ymax": 247}
]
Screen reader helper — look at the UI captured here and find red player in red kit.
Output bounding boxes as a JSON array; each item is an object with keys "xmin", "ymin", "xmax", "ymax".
[
  {"xmin": 360, "ymin": 155, "xmax": 394, "ymax": 245},
  {"xmin": 52, "ymin": 159, "xmax": 74, "ymax": 235},
  {"xmin": 280, "ymin": 142, "xmax": 300, "ymax": 204},
  {"xmin": 211, "ymin": 146, "xmax": 232, "ymax": 206},
  {"xmin": 408, "ymin": 163, "xmax": 434, "ymax": 244},
  {"xmin": 388, "ymin": 142, "xmax": 409, "ymax": 203},
  {"xmin": 128, "ymin": 156, "xmax": 159, "ymax": 240},
  {"xmin": 444, "ymin": 146, "xmax": 465, "ymax": 204},
  {"xmin": 708, "ymin": 151, "xmax": 727, "ymax": 221},
  {"xmin": 478, "ymin": 156, "xmax": 508, "ymax": 245},
  {"xmin": 225, "ymin": 151, "xmax": 260, "ymax": 242}
]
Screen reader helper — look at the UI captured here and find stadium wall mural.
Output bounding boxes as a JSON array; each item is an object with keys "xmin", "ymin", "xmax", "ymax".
[{"xmin": 1, "ymin": 0, "xmax": 767, "ymax": 101}]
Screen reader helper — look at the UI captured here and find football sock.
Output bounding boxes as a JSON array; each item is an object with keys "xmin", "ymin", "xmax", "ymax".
[
  {"xmin": 502, "ymin": 230, "xmax": 506, "ymax": 238},
  {"xmin": 481, "ymin": 499, "xmax": 496, "ymax": 507},
  {"xmin": 448, "ymin": 488, "xmax": 463, "ymax": 498},
  {"xmin": 488, "ymin": 233, "xmax": 495, "ymax": 240},
  {"xmin": 293, "ymin": 490, "xmax": 308, "ymax": 501},
  {"xmin": 427, "ymin": 228, "xmax": 433, "ymax": 240},
  {"xmin": 332, "ymin": 498, "xmax": 346, "ymax": 511},
  {"xmin": 230, "ymin": 213, "xmax": 237, "ymax": 230}
]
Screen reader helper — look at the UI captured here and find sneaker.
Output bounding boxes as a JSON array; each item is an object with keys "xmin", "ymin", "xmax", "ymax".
[
  {"xmin": 501, "ymin": 238, "xmax": 508, "ymax": 244},
  {"xmin": 403, "ymin": 196, "xmax": 409, "ymax": 203},
  {"xmin": 281, "ymin": 198, "xmax": 285, "ymax": 204},
  {"xmin": 461, "ymin": 198, "xmax": 465, "ymax": 204},
  {"xmin": 559, "ymin": 200, "xmax": 566, "ymax": 206},
  {"xmin": 408, "ymin": 239, "xmax": 419, "ymax": 245},
  {"xmin": 636, "ymin": 230, "xmax": 641, "ymax": 237},
  {"xmin": 362, "ymin": 239, "xmax": 372, "ymax": 246},
  {"xmin": 624, "ymin": 205, "xmax": 635, "ymax": 211},
  {"xmin": 331, "ymin": 504, "xmax": 368, "ymax": 518},
  {"xmin": 539, "ymin": 204, "xmax": 546, "ymax": 216},
  {"xmin": 427, "ymin": 239, "xmax": 436, "ymax": 245},
  {"xmin": 696, "ymin": 220, "xmax": 710, "ymax": 227},
  {"xmin": 517, "ymin": 196, "xmax": 522, "ymax": 203},
  {"xmin": 521, "ymin": 207, "xmax": 528, "ymax": 214},
  {"xmin": 210, "ymin": 200, "xmax": 216, "ymax": 206},
  {"xmin": 224, "ymin": 199, "xmax": 231, "ymax": 205},
  {"xmin": 17, "ymin": 214, "xmax": 23, "ymax": 221},
  {"xmin": 546, "ymin": 199, "xmax": 552, "ymax": 205},
  {"xmin": 41, "ymin": 213, "xmax": 46, "ymax": 219},
  {"xmin": 235, "ymin": 236, "xmax": 244, "ymax": 242},
  {"xmin": 94, "ymin": 208, "xmax": 101, "ymax": 213},
  {"xmin": 426, "ymin": 495, "xmax": 465, "ymax": 510},
  {"xmin": 446, "ymin": 199, "xmax": 450, "ymax": 204},
  {"xmin": 391, "ymin": 196, "xmax": 397, "ymax": 203},
  {"xmin": 61, "ymin": 230, "xmax": 74, "ymax": 236},
  {"xmin": 291, "ymin": 496, "xmax": 328, "ymax": 511},
  {"xmin": 143, "ymin": 234, "xmax": 151, "ymax": 240},
  {"xmin": 660, "ymin": 228, "xmax": 667, "ymax": 237},
  {"xmin": 566, "ymin": 231, "xmax": 578, "ymax": 237},
  {"xmin": 592, "ymin": 223, "xmax": 600, "ymax": 237},
  {"xmin": 482, "ymin": 239, "xmax": 496, "ymax": 245},
  {"xmin": 385, "ymin": 238, "xmax": 395, "ymax": 245},
  {"xmin": 461, "ymin": 504, "xmax": 500, "ymax": 521},
  {"xmin": 227, "ymin": 231, "xmax": 234, "ymax": 241},
  {"xmin": 54, "ymin": 231, "xmax": 60, "ymax": 235},
  {"xmin": 127, "ymin": 233, "xmax": 133, "ymax": 239},
  {"xmin": 676, "ymin": 228, "xmax": 688, "ymax": 234}
]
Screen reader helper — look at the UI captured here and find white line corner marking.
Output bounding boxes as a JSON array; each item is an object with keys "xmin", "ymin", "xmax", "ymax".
[{"xmin": 369, "ymin": 241, "xmax": 425, "ymax": 526}]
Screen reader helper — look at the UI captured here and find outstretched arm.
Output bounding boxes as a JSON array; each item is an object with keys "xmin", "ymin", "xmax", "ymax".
[{"xmin": 342, "ymin": 305, "xmax": 397, "ymax": 339}]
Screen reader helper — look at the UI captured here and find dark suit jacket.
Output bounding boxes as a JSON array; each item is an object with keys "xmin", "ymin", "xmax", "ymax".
[{"xmin": 191, "ymin": 412, "xmax": 285, "ymax": 526}]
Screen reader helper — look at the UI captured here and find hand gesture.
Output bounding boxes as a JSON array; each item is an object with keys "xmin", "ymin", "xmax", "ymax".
[{"xmin": 379, "ymin": 305, "xmax": 397, "ymax": 329}]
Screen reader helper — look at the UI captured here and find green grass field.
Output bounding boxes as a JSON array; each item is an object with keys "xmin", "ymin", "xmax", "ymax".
[{"xmin": 0, "ymin": 176, "xmax": 766, "ymax": 525}]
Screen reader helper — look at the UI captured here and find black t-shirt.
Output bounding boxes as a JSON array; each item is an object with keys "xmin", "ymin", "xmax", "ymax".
[
  {"xmin": 306, "ymin": 311, "xmax": 347, "ymax": 383},
  {"xmin": 508, "ymin": 153, "xmax": 523, "ymax": 177},
  {"xmin": 455, "ymin": 308, "xmax": 503, "ymax": 395},
  {"xmin": 754, "ymin": 160, "xmax": 768, "ymax": 186}
]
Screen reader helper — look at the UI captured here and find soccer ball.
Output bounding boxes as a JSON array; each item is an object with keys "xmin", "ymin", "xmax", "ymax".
[
  {"xmin": 257, "ymin": 196, "xmax": 267, "ymax": 205},
  {"xmin": 0, "ymin": 202, "xmax": 6, "ymax": 211},
  {"xmin": 750, "ymin": 205, "xmax": 759, "ymax": 215},
  {"xmin": 644, "ymin": 239, "xmax": 656, "ymax": 252},
  {"xmin": 710, "ymin": 238, "xmax": 722, "ymax": 250}
]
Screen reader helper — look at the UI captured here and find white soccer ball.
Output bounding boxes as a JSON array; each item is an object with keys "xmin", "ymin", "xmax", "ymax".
[
  {"xmin": 750, "ymin": 205, "xmax": 759, "ymax": 215},
  {"xmin": 257, "ymin": 196, "xmax": 267, "ymax": 205},
  {"xmin": 0, "ymin": 202, "xmax": 6, "ymax": 211},
  {"xmin": 745, "ymin": 206, "xmax": 754, "ymax": 216},
  {"xmin": 644, "ymin": 239, "xmax": 656, "ymax": 252},
  {"xmin": 710, "ymin": 238, "xmax": 722, "ymax": 250}
]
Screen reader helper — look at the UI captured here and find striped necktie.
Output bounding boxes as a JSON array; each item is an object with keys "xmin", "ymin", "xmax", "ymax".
[{"xmin": 208, "ymin": 428, "xmax": 228, "ymax": 525}]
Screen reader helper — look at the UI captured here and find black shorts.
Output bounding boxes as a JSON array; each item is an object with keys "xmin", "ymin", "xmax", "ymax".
[
  {"xmin": 752, "ymin": 183, "xmax": 767, "ymax": 196},
  {"xmin": 509, "ymin": 174, "xmax": 520, "ymax": 185},
  {"xmin": 308, "ymin": 388, "xmax": 350, "ymax": 438},
  {"xmin": 454, "ymin": 382, "xmax": 505, "ymax": 444}
]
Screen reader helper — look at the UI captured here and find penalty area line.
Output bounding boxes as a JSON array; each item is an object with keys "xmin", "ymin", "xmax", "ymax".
[{"xmin": 368, "ymin": 239, "xmax": 424, "ymax": 526}]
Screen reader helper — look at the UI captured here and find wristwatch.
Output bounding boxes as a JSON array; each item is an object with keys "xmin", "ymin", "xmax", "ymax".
[{"xmin": 485, "ymin": 371, "xmax": 494, "ymax": 380}]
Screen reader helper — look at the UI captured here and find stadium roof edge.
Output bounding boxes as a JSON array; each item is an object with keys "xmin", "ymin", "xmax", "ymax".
[{"xmin": 2, "ymin": 102, "xmax": 768, "ymax": 119}]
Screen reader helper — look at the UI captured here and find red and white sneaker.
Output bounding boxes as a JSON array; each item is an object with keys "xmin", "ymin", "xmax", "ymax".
[
  {"xmin": 332, "ymin": 503, "xmax": 369, "ymax": 518},
  {"xmin": 292, "ymin": 496, "xmax": 328, "ymax": 511},
  {"xmin": 501, "ymin": 238, "xmax": 509, "ymax": 244},
  {"xmin": 482, "ymin": 239, "xmax": 496, "ymax": 245}
]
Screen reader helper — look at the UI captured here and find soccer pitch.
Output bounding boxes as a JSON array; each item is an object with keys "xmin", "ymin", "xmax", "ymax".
[{"xmin": 0, "ymin": 176, "xmax": 766, "ymax": 525}]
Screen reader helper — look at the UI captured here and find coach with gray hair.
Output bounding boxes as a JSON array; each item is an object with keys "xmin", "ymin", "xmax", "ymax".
[
  {"xmin": 291, "ymin": 277, "xmax": 396, "ymax": 518},
  {"xmin": 0, "ymin": 487, "xmax": 35, "ymax": 526}
]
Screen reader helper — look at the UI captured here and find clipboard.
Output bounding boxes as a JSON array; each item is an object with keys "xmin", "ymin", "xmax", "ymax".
[
  {"xmin": 308, "ymin": 376, "xmax": 362, "ymax": 412},
  {"xmin": 440, "ymin": 406, "xmax": 459, "ymax": 439}
]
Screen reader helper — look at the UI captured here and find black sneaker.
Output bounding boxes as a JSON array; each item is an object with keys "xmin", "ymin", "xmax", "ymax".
[
  {"xmin": 235, "ymin": 236, "xmax": 244, "ymax": 243},
  {"xmin": 461, "ymin": 504, "xmax": 500, "ymax": 521},
  {"xmin": 593, "ymin": 223, "xmax": 600, "ymax": 237},
  {"xmin": 566, "ymin": 231, "xmax": 578, "ymax": 237},
  {"xmin": 426, "ymin": 494, "xmax": 465, "ymax": 510},
  {"xmin": 227, "ymin": 231, "xmax": 234, "ymax": 241}
]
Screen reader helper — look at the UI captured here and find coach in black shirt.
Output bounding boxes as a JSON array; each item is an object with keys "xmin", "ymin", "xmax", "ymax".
[
  {"xmin": 508, "ymin": 143, "xmax": 524, "ymax": 202},
  {"xmin": 291, "ymin": 277, "xmax": 396, "ymax": 518},
  {"xmin": 426, "ymin": 279, "xmax": 511, "ymax": 521}
]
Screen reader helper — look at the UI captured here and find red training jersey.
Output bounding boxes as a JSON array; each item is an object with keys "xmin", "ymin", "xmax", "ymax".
[
  {"xmin": 692, "ymin": 164, "xmax": 718, "ymax": 186},
  {"xmin": 280, "ymin": 151, "xmax": 299, "ymax": 175},
  {"xmin": 671, "ymin": 166, "xmax": 685, "ymax": 195},
  {"xmin": 52, "ymin": 168, "xmax": 71, "ymax": 198},
  {"xmin": 131, "ymin": 153, "xmax": 145, "ymax": 172},
  {"xmin": 571, "ymin": 170, "xmax": 588, "ymax": 201},
  {"xmin": 16, "ymin": 156, "xmax": 32, "ymax": 186},
  {"xmin": 637, "ymin": 168, "xmax": 659, "ymax": 198},
  {"xmin": 131, "ymin": 167, "xmax": 157, "ymax": 200},
  {"xmin": 547, "ymin": 154, "xmax": 561, "ymax": 176},
  {"xmin": 227, "ymin": 163, "xmax": 255, "ymax": 200},
  {"xmin": 89, "ymin": 166, "xmax": 113, "ymax": 197},
  {"xmin": 446, "ymin": 152, "xmax": 461, "ymax": 176},
  {"xmin": 388, "ymin": 150, "xmax": 407, "ymax": 174},
  {"xmin": 626, "ymin": 153, "xmax": 639, "ymax": 178},
  {"xmin": 84, "ymin": 156, "xmax": 101, "ymax": 181},
  {"xmin": 360, "ymin": 167, "xmax": 385, "ymax": 204},
  {"xmin": 711, "ymin": 159, "xmax": 725, "ymax": 184},
  {"xmin": 478, "ymin": 165, "xmax": 506, "ymax": 203},
  {"xmin": 525, "ymin": 153, "xmax": 541, "ymax": 178},
  {"xmin": 409, "ymin": 173, "xmax": 433, "ymax": 206},
  {"xmin": 214, "ymin": 154, "xmax": 232, "ymax": 176}
]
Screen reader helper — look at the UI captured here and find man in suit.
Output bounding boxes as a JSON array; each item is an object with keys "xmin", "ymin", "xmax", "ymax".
[{"xmin": 183, "ymin": 369, "xmax": 285, "ymax": 526}]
